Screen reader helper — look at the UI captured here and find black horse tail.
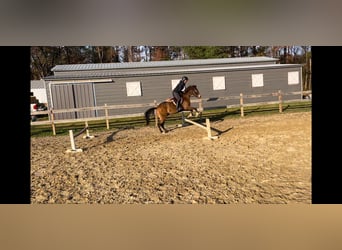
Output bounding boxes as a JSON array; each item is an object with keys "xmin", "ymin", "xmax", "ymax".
[{"xmin": 144, "ymin": 107, "xmax": 156, "ymax": 125}]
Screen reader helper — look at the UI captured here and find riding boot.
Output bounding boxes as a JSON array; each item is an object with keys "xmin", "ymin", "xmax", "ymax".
[
  {"xmin": 176, "ymin": 98, "xmax": 183, "ymax": 112},
  {"xmin": 176, "ymin": 100, "xmax": 183, "ymax": 112}
]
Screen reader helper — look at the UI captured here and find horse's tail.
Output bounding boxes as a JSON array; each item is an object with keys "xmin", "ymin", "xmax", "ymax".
[{"xmin": 144, "ymin": 107, "xmax": 156, "ymax": 125}]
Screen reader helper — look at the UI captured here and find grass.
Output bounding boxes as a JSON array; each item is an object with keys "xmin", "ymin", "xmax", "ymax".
[{"xmin": 30, "ymin": 100, "xmax": 311, "ymax": 137}]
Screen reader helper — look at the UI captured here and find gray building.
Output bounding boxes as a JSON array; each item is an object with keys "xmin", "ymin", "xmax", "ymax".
[{"xmin": 43, "ymin": 56, "xmax": 303, "ymax": 120}]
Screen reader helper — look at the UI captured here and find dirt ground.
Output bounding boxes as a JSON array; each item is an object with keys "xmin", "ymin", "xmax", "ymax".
[{"xmin": 31, "ymin": 111, "xmax": 311, "ymax": 204}]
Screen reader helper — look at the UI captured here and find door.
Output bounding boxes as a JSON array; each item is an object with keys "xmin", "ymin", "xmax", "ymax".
[{"xmin": 50, "ymin": 83, "xmax": 96, "ymax": 120}]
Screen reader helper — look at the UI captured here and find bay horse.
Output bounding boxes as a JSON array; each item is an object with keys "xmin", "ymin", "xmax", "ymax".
[{"xmin": 145, "ymin": 85, "xmax": 202, "ymax": 133}]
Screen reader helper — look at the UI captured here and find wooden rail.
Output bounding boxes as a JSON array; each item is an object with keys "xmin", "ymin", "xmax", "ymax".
[
  {"xmin": 31, "ymin": 90, "xmax": 311, "ymax": 135},
  {"xmin": 183, "ymin": 117, "xmax": 218, "ymax": 140}
]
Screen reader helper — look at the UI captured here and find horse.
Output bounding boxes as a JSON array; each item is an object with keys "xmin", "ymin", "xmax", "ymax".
[{"xmin": 144, "ymin": 85, "xmax": 202, "ymax": 133}]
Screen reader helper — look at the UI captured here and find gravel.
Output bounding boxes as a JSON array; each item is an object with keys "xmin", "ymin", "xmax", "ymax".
[{"xmin": 31, "ymin": 111, "xmax": 311, "ymax": 204}]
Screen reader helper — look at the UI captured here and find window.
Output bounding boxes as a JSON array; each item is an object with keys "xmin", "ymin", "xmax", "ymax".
[
  {"xmin": 288, "ymin": 71, "xmax": 299, "ymax": 85},
  {"xmin": 213, "ymin": 76, "xmax": 225, "ymax": 90},
  {"xmin": 171, "ymin": 79, "xmax": 181, "ymax": 90},
  {"xmin": 252, "ymin": 74, "xmax": 264, "ymax": 87},
  {"xmin": 126, "ymin": 81, "xmax": 142, "ymax": 96}
]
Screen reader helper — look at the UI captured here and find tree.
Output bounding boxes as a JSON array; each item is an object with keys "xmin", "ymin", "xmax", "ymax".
[
  {"xmin": 92, "ymin": 46, "xmax": 118, "ymax": 63},
  {"xmin": 31, "ymin": 46, "xmax": 311, "ymax": 91},
  {"xmin": 302, "ymin": 46, "xmax": 312, "ymax": 91},
  {"xmin": 31, "ymin": 46, "xmax": 62, "ymax": 79},
  {"xmin": 183, "ymin": 46, "xmax": 228, "ymax": 59},
  {"xmin": 31, "ymin": 46, "xmax": 121, "ymax": 79},
  {"xmin": 150, "ymin": 46, "xmax": 169, "ymax": 61}
]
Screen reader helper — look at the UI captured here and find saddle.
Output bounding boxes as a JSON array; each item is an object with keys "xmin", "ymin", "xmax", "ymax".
[{"xmin": 165, "ymin": 97, "xmax": 177, "ymax": 106}]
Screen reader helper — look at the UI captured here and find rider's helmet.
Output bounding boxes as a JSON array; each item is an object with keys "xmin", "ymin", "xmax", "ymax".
[{"xmin": 182, "ymin": 76, "xmax": 189, "ymax": 81}]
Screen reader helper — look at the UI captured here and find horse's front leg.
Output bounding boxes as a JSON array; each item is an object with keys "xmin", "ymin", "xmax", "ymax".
[
  {"xmin": 186, "ymin": 107, "xmax": 199, "ymax": 118},
  {"xmin": 194, "ymin": 107, "xmax": 202, "ymax": 117}
]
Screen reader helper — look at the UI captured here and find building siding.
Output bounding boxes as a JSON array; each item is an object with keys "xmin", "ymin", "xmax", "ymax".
[
  {"xmin": 44, "ymin": 57, "xmax": 302, "ymax": 120},
  {"xmin": 50, "ymin": 84, "xmax": 76, "ymax": 119},
  {"xmin": 72, "ymin": 83, "xmax": 96, "ymax": 118}
]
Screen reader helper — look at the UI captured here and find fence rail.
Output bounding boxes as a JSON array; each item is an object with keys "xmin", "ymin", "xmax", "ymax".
[{"xmin": 31, "ymin": 90, "xmax": 311, "ymax": 135}]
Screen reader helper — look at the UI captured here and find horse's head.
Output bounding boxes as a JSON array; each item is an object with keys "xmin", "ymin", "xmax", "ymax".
[{"xmin": 185, "ymin": 85, "xmax": 201, "ymax": 98}]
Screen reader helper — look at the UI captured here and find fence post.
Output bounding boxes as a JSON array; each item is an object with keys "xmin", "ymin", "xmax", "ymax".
[
  {"xmin": 50, "ymin": 108, "xmax": 56, "ymax": 136},
  {"xmin": 240, "ymin": 93, "xmax": 244, "ymax": 117},
  {"xmin": 198, "ymin": 98, "xmax": 203, "ymax": 123},
  {"xmin": 278, "ymin": 90, "xmax": 283, "ymax": 113},
  {"xmin": 198, "ymin": 99, "xmax": 203, "ymax": 112},
  {"xmin": 104, "ymin": 104, "xmax": 109, "ymax": 129},
  {"xmin": 154, "ymin": 100, "xmax": 158, "ymax": 127}
]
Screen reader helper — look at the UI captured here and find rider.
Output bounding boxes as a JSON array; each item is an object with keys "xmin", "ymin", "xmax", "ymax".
[{"xmin": 172, "ymin": 76, "xmax": 189, "ymax": 112}]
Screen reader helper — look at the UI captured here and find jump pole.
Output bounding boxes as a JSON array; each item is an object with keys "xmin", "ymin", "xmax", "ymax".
[
  {"xmin": 82, "ymin": 121, "xmax": 94, "ymax": 139},
  {"xmin": 65, "ymin": 121, "xmax": 94, "ymax": 153},
  {"xmin": 183, "ymin": 117, "xmax": 218, "ymax": 140},
  {"xmin": 66, "ymin": 130, "xmax": 83, "ymax": 153}
]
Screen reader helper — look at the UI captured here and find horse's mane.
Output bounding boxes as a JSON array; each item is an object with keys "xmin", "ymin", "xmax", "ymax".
[{"xmin": 184, "ymin": 85, "xmax": 197, "ymax": 92}]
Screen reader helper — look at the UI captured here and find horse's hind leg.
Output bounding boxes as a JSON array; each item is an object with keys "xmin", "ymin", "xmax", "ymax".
[
  {"xmin": 156, "ymin": 111, "xmax": 168, "ymax": 133},
  {"xmin": 157, "ymin": 119, "xmax": 167, "ymax": 133},
  {"xmin": 157, "ymin": 120, "xmax": 168, "ymax": 133},
  {"xmin": 160, "ymin": 121, "xmax": 168, "ymax": 133},
  {"xmin": 157, "ymin": 123, "xmax": 164, "ymax": 133},
  {"xmin": 157, "ymin": 117, "xmax": 168, "ymax": 133}
]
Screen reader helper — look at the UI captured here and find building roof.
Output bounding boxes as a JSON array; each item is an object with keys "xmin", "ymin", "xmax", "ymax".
[
  {"xmin": 51, "ymin": 57, "xmax": 279, "ymax": 72},
  {"xmin": 44, "ymin": 63, "xmax": 301, "ymax": 81}
]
